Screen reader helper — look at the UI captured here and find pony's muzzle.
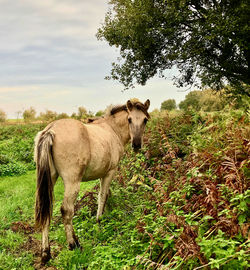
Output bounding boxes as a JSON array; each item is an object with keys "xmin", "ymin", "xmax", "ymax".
[{"xmin": 132, "ymin": 138, "xmax": 142, "ymax": 152}]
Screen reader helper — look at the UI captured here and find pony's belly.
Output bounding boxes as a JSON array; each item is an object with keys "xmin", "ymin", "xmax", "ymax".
[
  {"xmin": 82, "ymin": 164, "xmax": 110, "ymax": 181},
  {"xmin": 82, "ymin": 152, "xmax": 112, "ymax": 181}
]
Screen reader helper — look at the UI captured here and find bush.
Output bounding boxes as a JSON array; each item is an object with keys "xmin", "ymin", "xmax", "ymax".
[
  {"xmin": 0, "ymin": 109, "xmax": 7, "ymax": 122},
  {"xmin": 78, "ymin": 106, "xmax": 88, "ymax": 119},
  {"xmin": 23, "ymin": 107, "xmax": 36, "ymax": 122},
  {"xmin": 39, "ymin": 110, "xmax": 57, "ymax": 122},
  {"xmin": 95, "ymin": 110, "xmax": 105, "ymax": 117},
  {"xmin": 161, "ymin": 99, "xmax": 177, "ymax": 111},
  {"xmin": 0, "ymin": 162, "xmax": 27, "ymax": 176},
  {"xmin": 56, "ymin": 113, "xmax": 69, "ymax": 120},
  {"xmin": 179, "ymin": 89, "xmax": 226, "ymax": 111},
  {"xmin": 71, "ymin": 108, "xmax": 249, "ymax": 269},
  {"xmin": 0, "ymin": 123, "xmax": 46, "ymax": 176}
]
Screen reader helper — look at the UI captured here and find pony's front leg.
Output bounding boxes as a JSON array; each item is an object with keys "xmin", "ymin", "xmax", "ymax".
[
  {"xmin": 61, "ymin": 181, "xmax": 81, "ymax": 250},
  {"xmin": 97, "ymin": 169, "xmax": 116, "ymax": 222}
]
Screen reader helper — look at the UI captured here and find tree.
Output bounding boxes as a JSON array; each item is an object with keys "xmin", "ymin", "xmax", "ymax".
[
  {"xmin": 77, "ymin": 106, "xmax": 87, "ymax": 119},
  {"xmin": 15, "ymin": 110, "xmax": 22, "ymax": 120},
  {"xmin": 179, "ymin": 89, "xmax": 226, "ymax": 111},
  {"xmin": 199, "ymin": 89, "xmax": 226, "ymax": 111},
  {"xmin": 39, "ymin": 110, "xmax": 57, "ymax": 122},
  {"xmin": 23, "ymin": 107, "xmax": 36, "ymax": 121},
  {"xmin": 95, "ymin": 110, "xmax": 105, "ymax": 117},
  {"xmin": 97, "ymin": 0, "xmax": 250, "ymax": 95},
  {"xmin": 56, "ymin": 113, "xmax": 69, "ymax": 120},
  {"xmin": 0, "ymin": 109, "xmax": 7, "ymax": 122},
  {"xmin": 179, "ymin": 91, "xmax": 202, "ymax": 111},
  {"xmin": 161, "ymin": 99, "xmax": 176, "ymax": 111},
  {"xmin": 71, "ymin": 112, "xmax": 77, "ymax": 119}
]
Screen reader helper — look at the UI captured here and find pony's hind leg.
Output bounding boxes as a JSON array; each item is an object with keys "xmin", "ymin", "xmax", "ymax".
[
  {"xmin": 61, "ymin": 181, "xmax": 81, "ymax": 250},
  {"xmin": 41, "ymin": 171, "xmax": 58, "ymax": 264},
  {"xmin": 41, "ymin": 220, "xmax": 51, "ymax": 264}
]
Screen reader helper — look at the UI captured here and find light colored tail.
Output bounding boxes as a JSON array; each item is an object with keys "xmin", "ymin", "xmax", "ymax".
[{"xmin": 34, "ymin": 129, "xmax": 55, "ymax": 230}]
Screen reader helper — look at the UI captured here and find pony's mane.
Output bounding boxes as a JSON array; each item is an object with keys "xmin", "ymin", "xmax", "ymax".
[
  {"xmin": 110, "ymin": 102, "xmax": 150, "ymax": 118},
  {"xmin": 132, "ymin": 102, "xmax": 150, "ymax": 118},
  {"xmin": 88, "ymin": 102, "xmax": 149, "ymax": 124},
  {"xmin": 110, "ymin": 104, "xmax": 127, "ymax": 115}
]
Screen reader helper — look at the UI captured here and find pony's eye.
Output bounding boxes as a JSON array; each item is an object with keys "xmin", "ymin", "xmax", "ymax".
[
  {"xmin": 144, "ymin": 118, "xmax": 148, "ymax": 124},
  {"xmin": 128, "ymin": 117, "xmax": 132, "ymax": 124}
]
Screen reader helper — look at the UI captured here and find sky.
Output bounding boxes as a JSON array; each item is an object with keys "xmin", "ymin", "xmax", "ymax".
[{"xmin": 0, "ymin": 0, "xmax": 190, "ymax": 119}]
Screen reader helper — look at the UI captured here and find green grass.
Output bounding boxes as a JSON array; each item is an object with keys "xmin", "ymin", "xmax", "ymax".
[{"xmin": 0, "ymin": 171, "xmax": 98, "ymax": 270}]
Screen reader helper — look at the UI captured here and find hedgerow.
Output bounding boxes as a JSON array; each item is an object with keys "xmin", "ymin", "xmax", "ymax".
[{"xmin": 72, "ymin": 108, "xmax": 249, "ymax": 269}]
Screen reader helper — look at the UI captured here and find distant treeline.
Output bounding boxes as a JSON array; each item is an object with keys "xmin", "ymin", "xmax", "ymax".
[
  {"xmin": 161, "ymin": 89, "xmax": 249, "ymax": 112},
  {"xmin": 0, "ymin": 89, "xmax": 249, "ymax": 123},
  {"xmin": 0, "ymin": 106, "xmax": 105, "ymax": 123}
]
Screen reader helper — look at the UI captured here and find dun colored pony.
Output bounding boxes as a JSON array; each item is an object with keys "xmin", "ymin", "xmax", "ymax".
[{"xmin": 34, "ymin": 99, "xmax": 150, "ymax": 263}]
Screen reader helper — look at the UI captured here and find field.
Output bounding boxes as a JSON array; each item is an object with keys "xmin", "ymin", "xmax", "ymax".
[{"xmin": 0, "ymin": 109, "xmax": 249, "ymax": 269}]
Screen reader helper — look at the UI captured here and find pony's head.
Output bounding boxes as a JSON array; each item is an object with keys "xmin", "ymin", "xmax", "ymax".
[{"xmin": 126, "ymin": 99, "xmax": 150, "ymax": 152}]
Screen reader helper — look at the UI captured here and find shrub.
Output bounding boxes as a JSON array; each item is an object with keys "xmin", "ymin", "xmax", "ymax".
[
  {"xmin": 0, "ymin": 109, "xmax": 7, "ymax": 122},
  {"xmin": 56, "ymin": 113, "xmax": 69, "ymax": 120},
  {"xmin": 161, "ymin": 99, "xmax": 177, "ymax": 111},
  {"xmin": 39, "ymin": 110, "xmax": 57, "ymax": 122},
  {"xmin": 0, "ymin": 162, "xmax": 27, "ymax": 176},
  {"xmin": 23, "ymin": 107, "xmax": 36, "ymax": 122},
  {"xmin": 78, "ymin": 106, "xmax": 87, "ymax": 119},
  {"xmin": 179, "ymin": 89, "xmax": 226, "ymax": 111},
  {"xmin": 0, "ymin": 123, "xmax": 46, "ymax": 176},
  {"xmin": 95, "ymin": 110, "xmax": 105, "ymax": 117},
  {"xmin": 87, "ymin": 108, "xmax": 249, "ymax": 269}
]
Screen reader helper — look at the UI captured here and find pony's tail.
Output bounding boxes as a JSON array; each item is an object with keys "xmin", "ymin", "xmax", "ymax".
[{"xmin": 34, "ymin": 129, "xmax": 55, "ymax": 231}]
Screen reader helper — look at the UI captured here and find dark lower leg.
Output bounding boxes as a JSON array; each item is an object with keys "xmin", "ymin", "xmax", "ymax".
[{"xmin": 41, "ymin": 220, "xmax": 51, "ymax": 264}]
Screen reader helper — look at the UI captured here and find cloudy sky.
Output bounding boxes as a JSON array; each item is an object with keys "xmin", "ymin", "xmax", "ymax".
[{"xmin": 0, "ymin": 0, "xmax": 189, "ymax": 118}]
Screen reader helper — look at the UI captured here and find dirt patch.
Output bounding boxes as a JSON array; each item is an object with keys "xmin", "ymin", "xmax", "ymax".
[
  {"xmin": 10, "ymin": 221, "xmax": 62, "ymax": 270},
  {"xmin": 21, "ymin": 235, "xmax": 41, "ymax": 256},
  {"xmin": 21, "ymin": 236, "xmax": 62, "ymax": 270},
  {"xmin": 11, "ymin": 221, "xmax": 34, "ymax": 235}
]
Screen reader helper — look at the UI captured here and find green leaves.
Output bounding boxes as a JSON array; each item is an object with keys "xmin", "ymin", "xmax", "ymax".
[
  {"xmin": 230, "ymin": 190, "xmax": 250, "ymax": 224},
  {"xmin": 198, "ymin": 231, "xmax": 250, "ymax": 269},
  {"xmin": 0, "ymin": 123, "xmax": 45, "ymax": 176},
  {"xmin": 98, "ymin": 0, "xmax": 250, "ymax": 93}
]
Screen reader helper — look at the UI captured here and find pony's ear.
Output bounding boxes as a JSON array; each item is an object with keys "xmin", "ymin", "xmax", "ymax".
[
  {"xmin": 127, "ymin": 100, "xmax": 133, "ymax": 111},
  {"xmin": 144, "ymin": 99, "xmax": 150, "ymax": 110}
]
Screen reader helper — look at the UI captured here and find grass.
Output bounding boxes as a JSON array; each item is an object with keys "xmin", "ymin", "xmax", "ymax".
[{"xmin": 0, "ymin": 171, "xmax": 98, "ymax": 270}]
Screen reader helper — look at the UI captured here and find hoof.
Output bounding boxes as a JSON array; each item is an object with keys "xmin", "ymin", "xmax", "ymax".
[
  {"xmin": 69, "ymin": 237, "xmax": 81, "ymax": 250},
  {"xmin": 41, "ymin": 248, "xmax": 51, "ymax": 265},
  {"xmin": 96, "ymin": 216, "xmax": 101, "ymax": 224}
]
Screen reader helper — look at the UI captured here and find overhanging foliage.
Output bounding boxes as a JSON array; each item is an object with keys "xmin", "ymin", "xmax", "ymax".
[{"xmin": 97, "ymin": 0, "xmax": 250, "ymax": 95}]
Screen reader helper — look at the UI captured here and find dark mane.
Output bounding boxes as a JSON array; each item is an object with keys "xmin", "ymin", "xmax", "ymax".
[
  {"xmin": 133, "ymin": 102, "xmax": 150, "ymax": 118},
  {"xmin": 87, "ymin": 117, "xmax": 104, "ymax": 123},
  {"xmin": 110, "ymin": 102, "xmax": 150, "ymax": 118},
  {"xmin": 110, "ymin": 105, "xmax": 128, "ymax": 115}
]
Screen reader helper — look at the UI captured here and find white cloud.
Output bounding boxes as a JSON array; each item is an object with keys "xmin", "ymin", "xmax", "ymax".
[{"xmin": 0, "ymin": 0, "xmax": 189, "ymax": 119}]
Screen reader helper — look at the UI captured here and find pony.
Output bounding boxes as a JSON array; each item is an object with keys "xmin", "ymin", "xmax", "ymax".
[{"xmin": 34, "ymin": 99, "xmax": 150, "ymax": 263}]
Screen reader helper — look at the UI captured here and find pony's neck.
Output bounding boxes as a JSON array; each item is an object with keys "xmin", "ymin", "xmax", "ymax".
[{"xmin": 108, "ymin": 111, "xmax": 130, "ymax": 146}]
